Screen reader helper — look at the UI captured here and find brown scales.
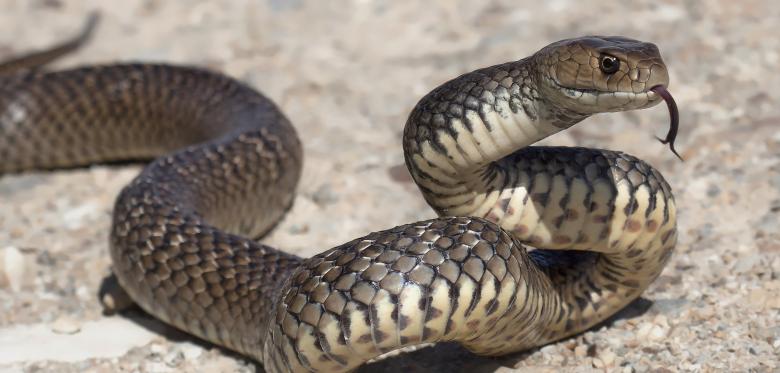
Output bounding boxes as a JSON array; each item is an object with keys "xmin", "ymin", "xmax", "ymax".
[{"xmin": 1, "ymin": 16, "xmax": 680, "ymax": 373}]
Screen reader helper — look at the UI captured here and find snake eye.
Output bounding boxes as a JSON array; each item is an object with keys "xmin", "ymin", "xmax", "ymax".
[{"xmin": 599, "ymin": 55, "xmax": 620, "ymax": 74}]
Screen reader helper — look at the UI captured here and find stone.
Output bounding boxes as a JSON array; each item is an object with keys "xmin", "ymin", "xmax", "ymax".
[
  {"xmin": 0, "ymin": 246, "xmax": 26, "ymax": 292},
  {"xmin": 50, "ymin": 315, "xmax": 82, "ymax": 335}
]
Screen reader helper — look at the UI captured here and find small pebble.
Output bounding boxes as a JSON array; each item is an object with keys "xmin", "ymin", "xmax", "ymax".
[
  {"xmin": 539, "ymin": 345, "xmax": 558, "ymax": 354},
  {"xmin": 311, "ymin": 183, "xmax": 338, "ymax": 206},
  {"xmin": 693, "ymin": 306, "xmax": 716, "ymax": 320},
  {"xmin": 0, "ymin": 246, "xmax": 26, "ymax": 292},
  {"xmin": 636, "ymin": 322, "xmax": 653, "ymax": 340},
  {"xmin": 388, "ymin": 164, "xmax": 413, "ymax": 183},
  {"xmin": 287, "ymin": 223, "xmax": 310, "ymax": 235},
  {"xmin": 150, "ymin": 343, "xmax": 166, "ymax": 355},
  {"xmin": 733, "ymin": 254, "xmax": 760, "ymax": 273},
  {"xmin": 653, "ymin": 315, "xmax": 669, "ymax": 328},
  {"xmin": 574, "ymin": 345, "xmax": 588, "ymax": 358},
  {"xmin": 598, "ymin": 349, "xmax": 616, "ymax": 366},
  {"xmin": 50, "ymin": 315, "xmax": 82, "ymax": 335},
  {"xmin": 651, "ymin": 298, "xmax": 688, "ymax": 316},
  {"xmin": 748, "ymin": 288, "xmax": 769, "ymax": 310},
  {"xmin": 649, "ymin": 325, "xmax": 667, "ymax": 341},
  {"xmin": 180, "ymin": 342, "xmax": 204, "ymax": 360},
  {"xmin": 9, "ymin": 228, "xmax": 24, "ymax": 238},
  {"xmin": 164, "ymin": 349, "xmax": 184, "ymax": 367}
]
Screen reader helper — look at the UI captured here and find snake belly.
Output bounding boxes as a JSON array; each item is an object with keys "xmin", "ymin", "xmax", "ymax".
[{"xmin": 0, "ymin": 35, "xmax": 677, "ymax": 372}]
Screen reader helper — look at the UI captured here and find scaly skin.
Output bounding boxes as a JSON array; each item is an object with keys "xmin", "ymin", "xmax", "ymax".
[{"xmin": 1, "ymin": 20, "xmax": 676, "ymax": 373}]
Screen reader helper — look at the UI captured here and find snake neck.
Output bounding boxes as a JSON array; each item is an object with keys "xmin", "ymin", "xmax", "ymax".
[{"xmin": 402, "ymin": 59, "xmax": 589, "ymax": 217}]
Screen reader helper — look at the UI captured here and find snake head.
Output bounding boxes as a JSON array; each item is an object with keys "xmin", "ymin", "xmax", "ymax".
[{"xmin": 534, "ymin": 36, "xmax": 669, "ymax": 114}]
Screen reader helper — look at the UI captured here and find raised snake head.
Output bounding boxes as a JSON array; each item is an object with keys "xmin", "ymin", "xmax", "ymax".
[{"xmin": 534, "ymin": 36, "xmax": 670, "ymax": 114}]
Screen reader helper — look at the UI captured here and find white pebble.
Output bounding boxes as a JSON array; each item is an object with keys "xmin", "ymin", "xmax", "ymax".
[
  {"xmin": 733, "ymin": 254, "xmax": 760, "ymax": 273},
  {"xmin": 150, "ymin": 343, "xmax": 167, "ymax": 355},
  {"xmin": 653, "ymin": 314, "xmax": 669, "ymax": 328},
  {"xmin": 636, "ymin": 322, "xmax": 653, "ymax": 340},
  {"xmin": 0, "ymin": 246, "xmax": 26, "ymax": 292},
  {"xmin": 50, "ymin": 315, "xmax": 82, "ymax": 335},
  {"xmin": 180, "ymin": 342, "xmax": 204, "ymax": 360},
  {"xmin": 164, "ymin": 350, "xmax": 184, "ymax": 367},
  {"xmin": 63, "ymin": 202, "xmax": 101, "ymax": 229},
  {"xmin": 649, "ymin": 325, "xmax": 667, "ymax": 341},
  {"xmin": 539, "ymin": 344, "xmax": 558, "ymax": 354},
  {"xmin": 574, "ymin": 344, "xmax": 588, "ymax": 358},
  {"xmin": 599, "ymin": 349, "xmax": 616, "ymax": 366}
]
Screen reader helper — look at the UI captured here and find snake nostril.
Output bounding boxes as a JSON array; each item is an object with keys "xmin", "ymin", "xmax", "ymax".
[{"xmin": 648, "ymin": 63, "xmax": 670, "ymax": 88}]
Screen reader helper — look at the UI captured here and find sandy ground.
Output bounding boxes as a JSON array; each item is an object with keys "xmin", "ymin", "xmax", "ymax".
[{"xmin": 0, "ymin": 0, "xmax": 778, "ymax": 372}]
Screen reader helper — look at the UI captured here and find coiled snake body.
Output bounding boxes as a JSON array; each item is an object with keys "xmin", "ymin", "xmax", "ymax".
[{"xmin": 0, "ymin": 19, "xmax": 678, "ymax": 373}]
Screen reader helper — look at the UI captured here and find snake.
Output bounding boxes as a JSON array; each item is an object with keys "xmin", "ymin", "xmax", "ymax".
[{"xmin": 0, "ymin": 15, "xmax": 679, "ymax": 373}]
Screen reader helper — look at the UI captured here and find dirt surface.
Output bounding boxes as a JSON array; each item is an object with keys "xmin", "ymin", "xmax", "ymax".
[{"xmin": 1, "ymin": 1, "xmax": 778, "ymax": 372}]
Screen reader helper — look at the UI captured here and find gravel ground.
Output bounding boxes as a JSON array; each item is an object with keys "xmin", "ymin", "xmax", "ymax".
[{"xmin": 1, "ymin": 0, "xmax": 778, "ymax": 372}]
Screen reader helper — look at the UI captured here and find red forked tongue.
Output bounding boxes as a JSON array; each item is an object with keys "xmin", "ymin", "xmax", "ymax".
[{"xmin": 650, "ymin": 85, "xmax": 682, "ymax": 161}]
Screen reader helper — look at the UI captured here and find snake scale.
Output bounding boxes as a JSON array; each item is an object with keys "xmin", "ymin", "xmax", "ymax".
[{"xmin": 0, "ymin": 16, "xmax": 679, "ymax": 372}]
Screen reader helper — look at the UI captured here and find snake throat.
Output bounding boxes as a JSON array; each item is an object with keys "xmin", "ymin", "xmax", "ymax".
[{"xmin": 650, "ymin": 85, "xmax": 682, "ymax": 161}]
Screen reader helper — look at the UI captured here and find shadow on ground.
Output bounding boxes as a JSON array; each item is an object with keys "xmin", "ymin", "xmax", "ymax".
[{"xmin": 98, "ymin": 271, "xmax": 654, "ymax": 373}]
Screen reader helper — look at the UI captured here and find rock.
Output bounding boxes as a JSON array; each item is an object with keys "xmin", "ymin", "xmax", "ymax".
[
  {"xmin": 539, "ymin": 345, "xmax": 558, "ymax": 355},
  {"xmin": 0, "ymin": 246, "xmax": 27, "ymax": 292},
  {"xmin": 636, "ymin": 322, "xmax": 654, "ymax": 340},
  {"xmin": 50, "ymin": 315, "xmax": 82, "ymax": 335},
  {"xmin": 598, "ymin": 349, "xmax": 616, "ymax": 367},
  {"xmin": 692, "ymin": 306, "xmax": 716, "ymax": 321},
  {"xmin": 733, "ymin": 254, "xmax": 761, "ymax": 274},
  {"xmin": 164, "ymin": 349, "xmax": 184, "ymax": 367},
  {"xmin": 649, "ymin": 325, "xmax": 667, "ymax": 341},
  {"xmin": 748, "ymin": 288, "xmax": 769, "ymax": 310},
  {"xmin": 653, "ymin": 315, "xmax": 669, "ymax": 328},
  {"xmin": 62, "ymin": 202, "xmax": 101, "ymax": 230},
  {"xmin": 574, "ymin": 344, "xmax": 588, "ymax": 358},
  {"xmin": 651, "ymin": 298, "xmax": 689, "ymax": 316},
  {"xmin": 311, "ymin": 183, "xmax": 338, "ymax": 206},
  {"xmin": 179, "ymin": 341, "xmax": 204, "ymax": 360},
  {"xmin": 287, "ymin": 223, "xmax": 310, "ymax": 235},
  {"xmin": 388, "ymin": 164, "xmax": 413, "ymax": 183}
]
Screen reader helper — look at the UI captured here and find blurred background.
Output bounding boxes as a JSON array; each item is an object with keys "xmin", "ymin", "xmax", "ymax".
[{"xmin": 0, "ymin": 0, "xmax": 778, "ymax": 372}]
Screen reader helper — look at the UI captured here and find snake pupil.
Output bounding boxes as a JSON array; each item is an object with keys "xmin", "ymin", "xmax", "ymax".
[{"xmin": 599, "ymin": 55, "xmax": 620, "ymax": 74}]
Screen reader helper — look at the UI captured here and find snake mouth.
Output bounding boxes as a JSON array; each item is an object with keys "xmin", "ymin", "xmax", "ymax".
[
  {"xmin": 550, "ymin": 77, "xmax": 682, "ymax": 161},
  {"xmin": 549, "ymin": 77, "xmax": 663, "ymax": 108}
]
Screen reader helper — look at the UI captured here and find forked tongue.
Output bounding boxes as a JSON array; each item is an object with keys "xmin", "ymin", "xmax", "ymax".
[{"xmin": 650, "ymin": 85, "xmax": 682, "ymax": 161}]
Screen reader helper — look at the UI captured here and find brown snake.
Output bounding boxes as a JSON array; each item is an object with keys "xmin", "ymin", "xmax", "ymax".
[{"xmin": 0, "ymin": 16, "xmax": 679, "ymax": 372}]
